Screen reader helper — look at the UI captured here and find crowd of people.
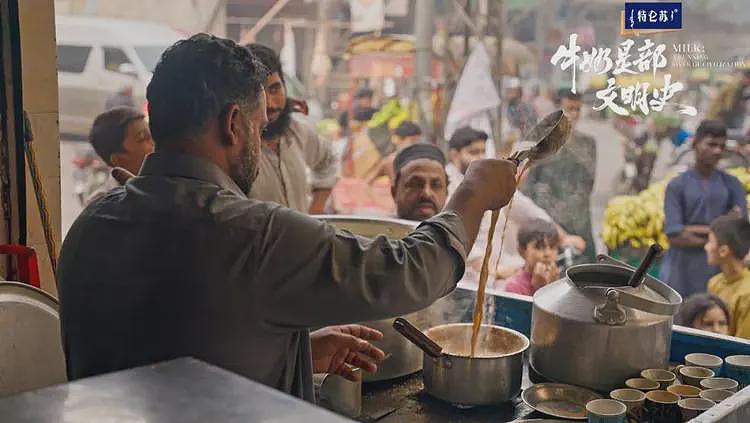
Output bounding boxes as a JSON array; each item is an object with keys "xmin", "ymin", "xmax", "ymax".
[{"xmin": 71, "ymin": 34, "xmax": 750, "ymax": 402}]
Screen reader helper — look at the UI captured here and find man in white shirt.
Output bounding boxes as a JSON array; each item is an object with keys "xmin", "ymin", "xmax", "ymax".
[{"xmin": 246, "ymin": 44, "xmax": 339, "ymax": 213}]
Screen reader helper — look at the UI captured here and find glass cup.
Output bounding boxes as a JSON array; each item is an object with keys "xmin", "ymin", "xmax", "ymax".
[
  {"xmin": 641, "ymin": 369, "xmax": 677, "ymax": 390},
  {"xmin": 667, "ymin": 384, "xmax": 701, "ymax": 399},
  {"xmin": 700, "ymin": 389, "xmax": 734, "ymax": 403},
  {"xmin": 725, "ymin": 355, "xmax": 750, "ymax": 389},
  {"xmin": 610, "ymin": 388, "xmax": 645, "ymax": 420},
  {"xmin": 678, "ymin": 398, "xmax": 715, "ymax": 421},
  {"xmin": 700, "ymin": 377, "xmax": 739, "ymax": 393},
  {"xmin": 643, "ymin": 390, "xmax": 681, "ymax": 423},
  {"xmin": 678, "ymin": 366, "xmax": 715, "ymax": 387},
  {"xmin": 586, "ymin": 398, "xmax": 627, "ymax": 423},
  {"xmin": 684, "ymin": 353, "xmax": 723, "ymax": 374}
]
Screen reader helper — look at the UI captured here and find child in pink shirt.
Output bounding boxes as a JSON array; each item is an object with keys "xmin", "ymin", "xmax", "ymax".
[{"xmin": 505, "ymin": 218, "xmax": 561, "ymax": 296}]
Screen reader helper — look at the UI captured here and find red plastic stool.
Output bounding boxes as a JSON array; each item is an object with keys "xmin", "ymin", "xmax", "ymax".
[{"xmin": 0, "ymin": 244, "xmax": 40, "ymax": 288}]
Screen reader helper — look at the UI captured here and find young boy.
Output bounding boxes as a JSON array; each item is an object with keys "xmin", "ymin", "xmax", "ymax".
[
  {"xmin": 504, "ymin": 219, "xmax": 561, "ymax": 296},
  {"xmin": 86, "ymin": 106, "xmax": 154, "ymax": 205},
  {"xmin": 706, "ymin": 215, "xmax": 750, "ymax": 339}
]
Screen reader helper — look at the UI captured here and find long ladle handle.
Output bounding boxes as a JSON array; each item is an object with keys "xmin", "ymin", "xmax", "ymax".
[
  {"xmin": 392, "ymin": 318, "xmax": 442, "ymax": 359},
  {"xmin": 628, "ymin": 243, "xmax": 663, "ymax": 288}
]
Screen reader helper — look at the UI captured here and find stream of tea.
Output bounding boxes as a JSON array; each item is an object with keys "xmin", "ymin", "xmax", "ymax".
[{"xmin": 470, "ymin": 161, "xmax": 531, "ymax": 357}]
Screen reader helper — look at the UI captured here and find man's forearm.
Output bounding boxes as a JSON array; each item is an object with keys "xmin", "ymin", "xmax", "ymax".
[
  {"xmin": 444, "ymin": 187, "xmax": 486, "ymax": 250},
  {"xmin": 668, "ymin": 226, "xmax": 709, "ymax": 248},
  {"xmin": 309, "ymin": 189, "xmax": 332, "ymax": 214}
]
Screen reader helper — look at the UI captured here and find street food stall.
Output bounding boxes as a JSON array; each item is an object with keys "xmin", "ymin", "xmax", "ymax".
[
  {"xmin": 2, "ymin": 1, "xmax": 750, "ymax": 422},
  {"xmin": 311, "ymin": 216, "xmax": 750, "ymax": 423}
]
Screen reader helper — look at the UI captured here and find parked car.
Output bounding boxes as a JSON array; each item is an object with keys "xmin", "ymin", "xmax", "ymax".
[{"xmin": 56, "ymin": 16, "xmax": 183, "ymax": 138}]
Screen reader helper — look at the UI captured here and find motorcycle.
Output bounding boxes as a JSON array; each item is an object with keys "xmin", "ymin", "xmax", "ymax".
[{"xmin": 72, "ymin": 146, "xmax": 109, "ymax": 207}]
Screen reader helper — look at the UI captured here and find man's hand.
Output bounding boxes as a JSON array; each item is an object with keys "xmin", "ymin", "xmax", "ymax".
[
  {"xmin": 111, "ymin": 167, "xmax": 135, "ymax": 186},
  {"xmin": 289, "ymin": 98, "xmax": 309, "ymax": 116},
  {"xmin": 460, "ymin": 159, "xmax": 518, "ymax": 211},
  {"xmin": 310, "ymin": 325, "xmax": 385, "ymax": 382},
  {"xmin": 530, "ymin": 261, "xmax": 559, "ymax": 291},
  {"xmin": 445, "ymin": 159, "xmax": 517, "ymax": 248}
]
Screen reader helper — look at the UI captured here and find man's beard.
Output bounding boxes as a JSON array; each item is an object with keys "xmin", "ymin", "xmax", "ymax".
[
  {"xmin": 399, "ymin": 198, "xmax": 439, "ymax": 221},
  {"xmin": 229, "ymin": 140, "xmax": 258, "ymax": 195},
  {"xmin": 262, "ymin": 101, "xmax": 292, "ymax": 140}
]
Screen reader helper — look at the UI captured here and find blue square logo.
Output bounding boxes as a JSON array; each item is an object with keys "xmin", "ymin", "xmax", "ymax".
[{"xmin": 624, "ymin": 2, "xmax": 682, "ymax": 30}]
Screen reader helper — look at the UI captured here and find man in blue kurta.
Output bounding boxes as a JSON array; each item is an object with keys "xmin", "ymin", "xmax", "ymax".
[{"xmin": 661, "ymin": 120, "xmax": 747, "ymax": 298}]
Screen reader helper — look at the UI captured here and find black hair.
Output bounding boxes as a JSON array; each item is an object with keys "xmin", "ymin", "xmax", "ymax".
[
  {"xmin": 711, "ymin": 215, "xmax": 750, "ymax": 260},
  {"xmin": 556, "ymin": 88, "xmax": 582, "ymax": 105},
  {"xmin": 448, "ymin": 126, "xmax": 488, "ymax": 151},
  {"xmin": 393, "ymin": 143, "xmax": 446, "ymax": 184},
  {"xmin": 394, "ymin": 121, "xmax": 422, "ymax": 138},
  {"xmin": 694, "ymin": 120, "xmax": 727, "ymax": 145},
  {"xmin": 675, "ymin": 293, "xmax": 730, "ymax": 328},
  {"xmin": 147, "ymin": 33, "xmax": 267, "ymax": 149},
  {"xmin": 517, "ymin": 218, "xmax": 560, "ymax": 250},
  {"xmin": 245, "ymin": 43, "xmax": 284, "ymax": 83},
  {"xmin": 88, "ymin": 106, "xmax": 144, "ymax": 166},
  {"xmin": 355, "ymin": 88, "xmax": 374, "ymax": 99},
  {"xmin": 353, "ymin": 107, "xmax": 376, "ymax": 122}
]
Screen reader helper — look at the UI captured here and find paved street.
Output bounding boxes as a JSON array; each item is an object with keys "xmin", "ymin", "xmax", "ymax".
[{"xmin": 577, "ymin": 116, "xmax": 627, "ymax": 255}]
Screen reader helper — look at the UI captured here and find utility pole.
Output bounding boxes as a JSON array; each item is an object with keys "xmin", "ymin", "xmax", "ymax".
[
  {"xmin": 491, "ymin": 0, "xmax": 505, "ymax": 157},
  {"xmin": 414, "ymin": 0, "xmax": 435, "ymax": 143},
  {"xmin": 535, "ymin": 0, "xmax": 546, "ymax": 80}
]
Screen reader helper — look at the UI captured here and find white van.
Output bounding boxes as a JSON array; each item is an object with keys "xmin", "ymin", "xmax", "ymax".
[{"xmin": 55, "ymin": 16, "xmax": 184, "ymax": 138}]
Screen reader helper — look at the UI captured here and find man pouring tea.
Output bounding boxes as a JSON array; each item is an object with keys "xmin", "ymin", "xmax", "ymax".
[{"xmin": 57, "ymin": 34, "xmax": 518, "ymax": 402}]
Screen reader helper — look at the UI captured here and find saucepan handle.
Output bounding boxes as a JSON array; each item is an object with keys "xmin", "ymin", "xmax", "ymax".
[
  {"xmin": 392, "ymin": 318, "xmax": 442, "ymax": 359},
  {"xmin": 595, "ymin": 255, "xmax": 682, "ymax": 316}
]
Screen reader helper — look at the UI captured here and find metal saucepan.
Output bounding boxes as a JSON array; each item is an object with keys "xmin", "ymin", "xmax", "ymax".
[{"xmin": 393, "ymin": 318, "xmax": 529, "ymax": 406}]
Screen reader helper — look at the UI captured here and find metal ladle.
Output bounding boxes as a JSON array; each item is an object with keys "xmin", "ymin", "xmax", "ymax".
[{"xmin": 508, "ymin": 109, "xmax": 572, "ymax": 165}]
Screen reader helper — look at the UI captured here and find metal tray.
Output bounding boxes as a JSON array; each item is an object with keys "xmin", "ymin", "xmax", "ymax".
[{"xmin": 520, "ymin": 383, "xmax": 601, "ymax": 420}]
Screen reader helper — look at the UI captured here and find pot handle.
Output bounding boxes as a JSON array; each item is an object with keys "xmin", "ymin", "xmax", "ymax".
[
  {"xmin": 392, "ymin": 318, "xmax": 442, "ymax": 359},
  {"xmin": 595, "ymin": 254, "xmax": 682, "ymax": 316}
]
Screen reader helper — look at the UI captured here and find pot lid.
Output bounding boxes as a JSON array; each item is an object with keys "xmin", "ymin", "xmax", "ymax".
[{"xmin": 563, "ymin": 256, "xmax": 682, "ymax": 317}]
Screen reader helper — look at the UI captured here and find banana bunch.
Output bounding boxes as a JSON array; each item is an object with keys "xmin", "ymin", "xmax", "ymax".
[
  {"xmin": 367, "ymin": 99, "xmax": 417, "ymax": 130},
  {"xmin": 603, "ymin": 167, "xmax": 750, "ymax": 250}
]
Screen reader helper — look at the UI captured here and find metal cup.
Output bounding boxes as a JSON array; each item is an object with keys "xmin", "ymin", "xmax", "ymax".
[
  {"xmin": 313, "ymin": 370, "xmax": 362, "ymax": 418},
  {"xmin": 641, "ymin": 369, "xmax": 677, "ymax": 390},
  {"xmin": 678, "ymin": 366, "xmax": 715, "ymax": 387},
  {"xmin": 586, "ymin": 398, "xmax": 627, "ymax": 423},
  {"xmin": 678, "ymin": 397, "xmax": 715, "ymax": 422},
  {"xmin": 725, "ymin": 355, "xmax": 750, "ymax": 389}
]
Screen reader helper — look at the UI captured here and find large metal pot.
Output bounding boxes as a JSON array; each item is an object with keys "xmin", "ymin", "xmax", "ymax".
[
  {"xmin": 530, "ymin": 254, "xmax": 682, "ymax": 393},
  {"xmin": 315, "ymin": 215, "xmax": 433, "ymax": 381},
  {"xmin": 394, "ymin": 318, "xmax": 529, "ymax": 406}
]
